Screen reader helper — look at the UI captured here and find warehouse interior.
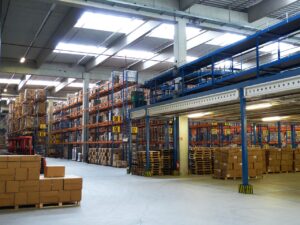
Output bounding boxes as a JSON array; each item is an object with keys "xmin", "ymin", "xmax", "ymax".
[{"xmin": 1, "ymin": 0, "xmax": 300, "ymax": 224}]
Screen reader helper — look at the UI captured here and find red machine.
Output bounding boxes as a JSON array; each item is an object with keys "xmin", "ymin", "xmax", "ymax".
[{"xmin": 8, "ymin": 136, "xmax": 33, "ymax": 155}]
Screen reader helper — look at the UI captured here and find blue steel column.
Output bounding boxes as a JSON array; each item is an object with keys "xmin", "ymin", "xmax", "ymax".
[
  {"xmin": 291, "ymin": 124, "xmax": 296, "ymax": 149},
  {"xmin": 165, "ymin": 120, "xmax": 170, "ymax": 149},
  {"xmin": 239, "ymin": 88, "xmax": 252, "ymax": 194},
  {"xmin": 253, "ymin": 124, "xmax": 257, "ymax": 146},
  {"xmin": 145, "ymin": 115, "xmax": 150, "ymax": 172},
  {"xmin": 278, "ymin": 121, "xmax": 282, "ymax": 148},
  {"xmin": 256, "ymin": 38, "xmax": 260, "ymax": 78}
]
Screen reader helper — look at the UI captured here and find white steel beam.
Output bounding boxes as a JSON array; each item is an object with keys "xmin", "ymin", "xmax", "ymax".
[
  {"xmin": 85, "ymin": 20, "xmax": 161, "ymax": 71},
  {"xmin": 174, "ymin": 18, "xmax": 187, "ymax": 67},
  {"xmin": 179, "ymin": 0, "xmax": 197, "ymax": 11},
  {"xmin": 54, "ymin": 78, "xmax": 76, "ymax": 93}
]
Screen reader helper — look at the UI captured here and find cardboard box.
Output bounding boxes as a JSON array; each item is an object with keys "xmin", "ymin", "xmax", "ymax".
[
  {"xmin": 52, "ymin": 179, "xmax": 63, "ymax": 191},
  {"xmin": 15, "ymin": 168, "xmax": 28, "ymax": 181},
  {"xmin": 0, "ymin": 162, "xmax": 7, "ymax": 169},
  {"xmin": 6, "ymin": 181, "xmax": 19, "ymax": 193},
  {"xmin": 20, "ymin": 155, "xmax": 41, "ymax": 162},
  {"xmin": 39, "ymin": 179, "xmax": 52, "ymax": 192},
  {"xmin": 59, "ymin": 191, "xmax": 71, "ymax": 202},
  {"xmin": 0, "ymin": 181, "xmax": 5, "ymax": 193},
  {"xmin": 44, "ymin": 166, "xmax": 65, "ymax": 178},
  {"xmin": 63, "ymin": 176, "xmax": 82, "ymax": 190},
  {"xmin": 7, "ymin": 156, "xmax": 21, "ymax": 162},
  {"xmin": 0, "ymin": 168, "xmax": 15, "ymax": 181},
  {"xmin": 40, "ymin": 191, "xmax": 59, "ymax": 204},
  {"xmin": 27, "ymin": 192, "xmax": 39, "ymax": 204},
  {"xmin": 0, "ymin": 156, "xmax": 8, "ymax": 162},
  {"xmin": 15, "ymin": 192, "xmax": 27, "ymax": 205},
  {"xmin": 7, "ymin": 161, "xmax": 21, "ymax": 168},
  {"xmin": 19, "ymin": 181, "xmax": 39, "ymax": 192},
  {"xmin": 28, "ymin": 168, "xmax": 40, "ymax": 180},
  {"xmin": 0, "ymin": 193, "xmax": 14, "ymax": 207},
  {"xmin": 70, "ymin": 190, "xmax": 82, "ymax": 201},
  {"xmin": 21, "ymin": 161, "xmax": 40, "ymax": 168}
]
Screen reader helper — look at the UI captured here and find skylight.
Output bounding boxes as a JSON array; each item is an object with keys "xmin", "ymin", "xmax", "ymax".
[
  {"xmin": 148, "ymin": 23, "xmax": 202, "ymax": 40},
  {"xmin": 167, "ymin": 56, "xmax": 198, "ymax": 63},
  {"xmin": 260, "ymin": 42, "xmax": 300, "ymax": 55},
  {"xmin": 0, "ymin": 79, "xmax": 20, "ymax": 84},
  {"xmin": 27, "ymin": 80, "xmax": 60, "ymax": 86},
  {"xmin": 116, "ymin": 49, "xmax": 156, "ymax": 60},
  {"xmin": 54, "ymin": 42, "xmax": 106, "ymax": 56},
  {"xmin": 68, "ymin": 83, "xmax": 96, "ymax": 88},
  {"xmin": 207, "ymin": 33, "xmax": 246, "ymax": 46},
  {"xmin": 75, "ymin": 11, "xmax": 144, "ymax": 34}
]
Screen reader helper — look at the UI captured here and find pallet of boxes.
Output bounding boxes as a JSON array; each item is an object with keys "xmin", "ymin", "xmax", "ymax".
[{"xmin": 0, "ymin": 155, "xmax": 82, "ymax": 210}]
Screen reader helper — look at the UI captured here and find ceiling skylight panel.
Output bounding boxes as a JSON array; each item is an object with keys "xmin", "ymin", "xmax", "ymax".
[
  {"xmin": 207, "ymin": 33, "xmax": 246, "ymax": 46},
  {"xmin": 75, "ymin": 11, "xmax": 144, "ymax": 34},
  {"xmin": 116, "ymin": 49, "xmax": 156, "ymax": 60},
  {"xmin": 54, "ymin": 42, "xmax": 106, "ymax": 56}
]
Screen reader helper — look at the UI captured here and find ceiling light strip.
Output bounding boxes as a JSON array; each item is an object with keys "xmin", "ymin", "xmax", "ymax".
[
  {"xmin": 244, "ymin": 75, "xmax": 300, "ymax": 98},
  {"xmin": 147, "ymin": 89, "xmax": 239, "ymax": 116}
]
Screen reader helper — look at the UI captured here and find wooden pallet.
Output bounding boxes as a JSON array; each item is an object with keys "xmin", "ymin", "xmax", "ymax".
[{"xmin": 38, "ymin": 201, "xmax": 80, "ymax": 209}]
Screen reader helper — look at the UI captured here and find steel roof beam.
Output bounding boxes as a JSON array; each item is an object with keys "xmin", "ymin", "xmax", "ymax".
[
  {"xmin": 53, "ymin": 77, "xmax": 76, "ymax": 93},
  {"xmin": 179, "ymin": 0, "xmax": 197, "ymax": 11},
  {"xmin": 248, "ymin": 0, "xmax": 298, "ymax": 22},
  {"xmin": 35, "ymin": 7, "xmax": 83, "ymax": 68},
  {"xmin": 18, "ymin": 74, "xmax": 32, "ymax": 91},
  {"xmin": 85, "ymin": 20, "xmax": 161, "ymax": 71}
]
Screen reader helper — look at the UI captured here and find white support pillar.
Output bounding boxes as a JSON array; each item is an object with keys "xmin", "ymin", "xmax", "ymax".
[
  {"xmin": 174, "ymin": 18, "xmax": 187, "ymax": 67},
  {"xmin": 179, "ymin": 115, "xmax": 189, "ymax": 176},
  {"xmin": 82, "ymin": 73, "xmax": 90, "ymax": 162}
]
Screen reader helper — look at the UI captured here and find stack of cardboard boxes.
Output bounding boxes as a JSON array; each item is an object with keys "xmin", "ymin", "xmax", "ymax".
[
  {"xmin": 213, "ymin": 147, "xmax": 264, "ymax": 179},
  {"xmin": 266, "ymin": 148, "xmax": 281, "ymax": 173},
  {"xmin": 294, "ymin": 149, "xmax": 300, "ymax": 172},
  {"xmin": 0, "ymin": 155, "xmax": 82, "ymax": 208},
  {"xmin": 281, "ymin": 149, "xmax": 294, "ymax": 172}
]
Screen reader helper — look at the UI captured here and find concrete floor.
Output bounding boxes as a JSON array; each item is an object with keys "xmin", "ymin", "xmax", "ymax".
[{"xmin": 1, "ymin": 158, "xmax": 300, "ymax": 225}]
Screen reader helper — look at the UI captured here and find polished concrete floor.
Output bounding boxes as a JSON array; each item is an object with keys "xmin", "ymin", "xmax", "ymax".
[{"xmin": 1, "ymin": 157, "xmax": 300, "ymax": 225}]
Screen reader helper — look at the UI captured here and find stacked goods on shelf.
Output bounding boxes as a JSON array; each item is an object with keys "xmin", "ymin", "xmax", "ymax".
[
  {"xmin": 189, "ymin": 147, "xmax": 214, "ymax": 175},
  {"xmin": 87, "ymin": 71, "xmax": 138, "ymax": 167},
  {"xmin": 266, "ymin": 148, "xmax": 281, "ymax": 173},
  {"xmin": 87, "ymin": 148, "xmax": 127, "ymax": 167},
  {"xmin": 280, "ymin": 148, "xmax": 294, "ymax": 172},
  {"xmin": 0, "ymin": 155, "xmax": 82, "ymax": 208},
  {"xmin": 213, "ymin": 147, "xmax": 264, "ymax": 179},
  {"xmin": 294, "ymin": 149, "xmax": 300, "ymax": 172},
  {"xmin": 131, "ymin": 151, "xmax": 162, "ymax": 176}
]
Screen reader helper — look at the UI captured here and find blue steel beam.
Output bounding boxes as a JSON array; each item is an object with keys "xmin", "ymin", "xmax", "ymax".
[
  {"xmin": 239, "ymin": 88, "xmax": 249, "ymax": 186},
  {"xmin": 145, "ymin": 13, "xmax": 300, "ymax": 88}
]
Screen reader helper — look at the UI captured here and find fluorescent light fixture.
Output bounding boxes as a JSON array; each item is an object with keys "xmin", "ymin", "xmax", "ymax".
[
  {"xmin": 0, "ymin": 79, "xmax": 21, "ymax": 85},
  {"xmin": 116, "ymin": 49, "xmax": 155, "ymax": 60},
  {"xmin": 20, "ymin": 57, "xmax": 26, "ymax": 63},
  {"xmin": 27, "ymin": 80, "xmax": 60, "ymax": 86},
  {"xmin": 75, "ymin": 11, "xmax": 144, "ymax": 34},
  {"xmin": 188, "ymin": 112, "xmax": 212, "ymax": 118},
  {"xmin": 262, "ymin": 116, "xmax": 289, "ymax": 122},
  {"xmin": 207, "ymin": 33, "xmax": 246, "ymax": 46},
  {"xmin": 246, "ymin": 103, "xmax": 272, "ymax": 111},
  {"xmin": 54, "ymin": 42, "xmax": 106, "ymax": 56},
  {"xmin": 3, "ymin": 89, "xmax": 7, "ymax": 93}
]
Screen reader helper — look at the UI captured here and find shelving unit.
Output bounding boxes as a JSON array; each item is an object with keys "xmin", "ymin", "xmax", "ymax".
[{"xmin": 7, "ymin": 89, "xmax": 47, "ymax": 155}]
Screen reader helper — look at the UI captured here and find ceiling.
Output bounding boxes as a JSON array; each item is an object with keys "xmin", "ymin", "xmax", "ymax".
[{"xmin": 1, "ymin": 0, "xmax": 300, "ymax": 100}]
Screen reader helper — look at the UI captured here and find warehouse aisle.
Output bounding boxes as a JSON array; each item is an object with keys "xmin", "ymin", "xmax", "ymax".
[{"xmin": 1, "ymin": 158, "xmax": 300, "ymax": 225}]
